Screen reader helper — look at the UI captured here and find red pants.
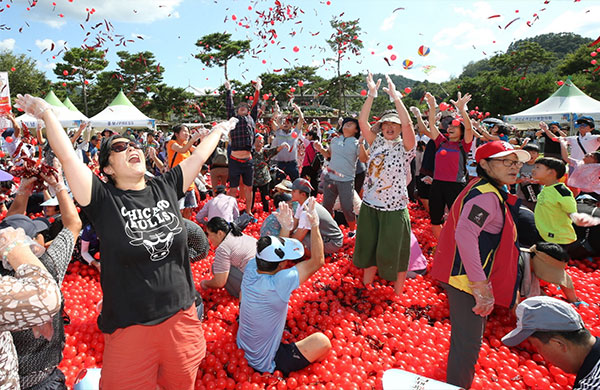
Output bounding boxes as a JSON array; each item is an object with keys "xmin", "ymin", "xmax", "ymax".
[{"xmin": 100, "ymin": 304, "xmax": 206, "ymax": 390}]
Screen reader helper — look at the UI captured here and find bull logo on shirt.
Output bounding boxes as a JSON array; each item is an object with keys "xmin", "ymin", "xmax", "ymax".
[{"xmin": 122, "ymin": 200, "xmax": 183, "ymax": 261}]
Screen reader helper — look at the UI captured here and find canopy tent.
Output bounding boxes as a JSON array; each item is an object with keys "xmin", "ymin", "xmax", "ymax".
[
  {"xmin": 15, "ymin": 91, "xmax": 87, "ymax": 129},
  {"xmin": 504, "ymin": 78, "xmax": 600, "ymax": 131},
  {"xmin": 89, "ymin": 90, "xmax": 155, "ymax": 130}
]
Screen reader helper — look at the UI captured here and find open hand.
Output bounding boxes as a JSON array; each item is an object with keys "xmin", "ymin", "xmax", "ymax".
[
  {"xmin": 14, "ymin": 94, "xmax": 53, "ymax": 119},
  {"xmin": 450, "ymin": 92, "xmax": 472, "ymax": 112},
  {"xmin": 366, "ymin": 72, "xmax": 381, "ymax": 97},
  {"xmin": 304, "ymin": 197, "xmax": 320, "ymax": 228},
  {"xmin": 273, "ymin": 202, "xmax": 294, "ymax": 231}
]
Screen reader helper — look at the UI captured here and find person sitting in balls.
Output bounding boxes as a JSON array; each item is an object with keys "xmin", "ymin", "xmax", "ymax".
[
  {"xmin": 14, "ymin": 93, "xmax": 230, "ymax": 390},
  {"xmin": 283, "ymin": 178, "xmax": 343, "ymax": 255},
  {"xmin": 200, "ymin": 217, "xmax": 256, "ymax": 298},
  {"xmin": 502, "ymin": 296, "xmax": 600, "ymax": 390},
  {"xmin": 237, "ymin": 198, "xmax": 331, "ymax": 376},
  {"xmin": 430, "ymin": 140, "xmax": 531, "ymax": 389}
]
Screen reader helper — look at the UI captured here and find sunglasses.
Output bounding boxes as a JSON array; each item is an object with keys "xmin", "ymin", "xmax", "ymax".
[{"xmin": 110, "ymin": 141, "xmax": 142, "ymax": 153}]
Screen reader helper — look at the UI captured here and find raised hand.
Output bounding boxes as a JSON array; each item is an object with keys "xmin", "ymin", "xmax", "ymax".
[
  {"xmin": 382, "ymin": 74, "xmax": 400, "ymax": 100},
  {"xmin": 304, "ymin": 197, "xmax": 320, "ymax": 228},
  {"xmin": 273, "ymin": 202, "xmax": 294, "ymax": 232},
  {"xmin": 366, "ymin": 72, "xmax": 381, "ymax": 98},
  {"xmin": 14, "ymin": 94, "xmax": 53, "ymax": 119},
  {"xmin": 450, "ymin": 92, "xmax": 472, "ymax": 112},
  {"xmin": 424, "ymin": 92, "xmax": 436, "ymax": 107},
  {"xmin": 254, "ymin": 77, "xmax": 262, "ymax": 91},
  {"xmin": 224, "ymin": 79, "xmax": 231, "ymax": 90},
  {"xmin": 409, "ymin": 106, "xmax": 421, "ymax": 117}
]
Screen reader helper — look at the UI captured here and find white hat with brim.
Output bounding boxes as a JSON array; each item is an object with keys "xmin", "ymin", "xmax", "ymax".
[
  {"xmin": 371, "ymin": 112, "xmax": 402, "ymax": 134},
  {"xmin": 257, "ymin": 236, "xmax": 305, "ymax": 262},
  {"xmin": 274, "ymin": 180, "xmax": 293, "ymax": 193}
]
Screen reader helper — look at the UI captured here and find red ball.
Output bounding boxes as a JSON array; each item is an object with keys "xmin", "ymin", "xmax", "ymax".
[
  {"xmin": 293, "ymin": 46, "xmax": 299, "ymax": 52},
  {"xmin": 360, "ymin": 89, "xmax": 367, "ymax": 96},
  {"xmin": 387, "ymin": 44, "xmax": 393, "ymax": 50},
  {"xmin": 63, "ymin": 70, "xmax": 69, "ymax": 76},
  {"xmin": 297, "ymin": 80, "xmax": 304, "ymax": 87},
  {"xmin": 5, "ymin": 136, "xmax": 13, "ymax": 143},
  {"xmin": 404, "ymin": 87, "xmax": 412, "ymax": 94}
]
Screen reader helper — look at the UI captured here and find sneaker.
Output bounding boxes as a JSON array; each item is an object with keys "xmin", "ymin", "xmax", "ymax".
[{"xmin": 347, "ymin": 230, "xmax": 356, "ymax": 238}]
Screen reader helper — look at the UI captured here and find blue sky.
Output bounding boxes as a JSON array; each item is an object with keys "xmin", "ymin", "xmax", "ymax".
[{"xmin": 1, "ymin": 0, "xmax": 598, "ymax": 92}]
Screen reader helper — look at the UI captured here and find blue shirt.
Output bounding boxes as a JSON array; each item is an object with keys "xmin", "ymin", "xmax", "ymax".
[
  {"xmin": 237, "ymin": 258, "xmax": 300, "ymax": 373},
  {"xmin": 327, "ymin": 135, "xmax": 359, "ymax": 182}
]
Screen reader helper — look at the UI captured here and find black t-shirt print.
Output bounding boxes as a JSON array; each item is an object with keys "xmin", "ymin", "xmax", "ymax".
[{"xmin": 82, "ymin": 166, "xmax": 195, "ymax": 334}]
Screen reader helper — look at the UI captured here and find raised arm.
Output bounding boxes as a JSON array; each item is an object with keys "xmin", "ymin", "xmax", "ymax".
[
  {"xmin": 358, "ymin": 72, "xmax": 381, "ymax": 146},
  {"xmin": 170, "ymin": 132, "xmax": 200, "ymax": 154},
  {"xmin": 179, "ymin": 119, "xmax": 238, "ymax": 191},
  {"xmin": 424, "ymin": 92, "xmax": 441, "ymax": 141},
  {"xmin": 410, "ymin": 106, "xmax": 433, "ymax": 138},
  {"xmin": 224, "ymin": 80, "xmax": 234, "ymax": 119},
  {"xmin": 15, "ymin": 95, "xmax": 93, "ymax": 207},
  {"xmin": 41, "ymin": 159, "xmax": 82, "ymax": 238},
  {"xmin": 294, "ymin": 198, "xmax": 324, "ymax": 285},
  {"xmin": 250, "ymin": 78, "xmax": 261, "ymax": 122},
  {"xmin": 292, "ymin": 103, "xmax": 305, "ymax": 132},
  {"xmin": 383, "ymin": 75, "xmax": 415, "ymax": 151},
  {"xmin": 6, "ymin": 177, "xmax": 36, "ymax": 217},
  {"xmin": 6, "ymin": 111, "xmax": 22, "ymax": 138},
  {"xmin": 450, "ymin": 92, "xmax": 474, "ymax": 144}
]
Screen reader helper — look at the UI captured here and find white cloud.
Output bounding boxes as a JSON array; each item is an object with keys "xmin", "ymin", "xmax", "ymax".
[
  {"xmin": 44, "ymin": 62, "xmax": 57, "ymax": 70},
  {"xmin": 533, "ymin": 5, "xmax": 600, "ymax": 37},
  {"xmin": 454, "ymin": 1, "xmax": 497, "ymax": 20},
  {"xmin": 0, "ymin": 39, "xmax": 16, "ymax": 51},
  {"xmin": 433, "ymin": 22, "xmax": 496, "ymax": 50},
  {"xmin": 35, "ymin": 39, "xmax": 68, "ymax": 52},
  {"xmin": 18, "ymin": 0, "xmax": 182, "ymax": 27},
  {"xmin": 380, "ymin": 13, "xmax": 397, "ymax": 32}
]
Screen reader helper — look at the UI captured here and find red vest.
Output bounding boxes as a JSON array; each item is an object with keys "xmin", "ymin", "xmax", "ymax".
[{"xmin": 430, "ymin": 179, "xmax": 521, "ymax": 308}]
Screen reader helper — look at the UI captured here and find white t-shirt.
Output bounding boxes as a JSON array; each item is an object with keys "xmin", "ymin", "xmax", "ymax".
[{"xmin": 565, "ymin": 134, "xmax": 600, "ymax": 161}]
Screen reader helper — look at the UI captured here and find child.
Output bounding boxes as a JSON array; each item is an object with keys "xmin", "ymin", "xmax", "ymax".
[
  {"xmin": 517, "ymin": 144, "xmax": 541, "ymax": 211},
  {"xmin": 532, "ymin": 157, "xmax": 587, "ymax": 303}
]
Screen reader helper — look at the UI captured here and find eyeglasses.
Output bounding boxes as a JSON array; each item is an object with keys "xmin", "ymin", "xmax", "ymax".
[
  {"xmin": 110, "ymin": 141, "xmax": 142, "ymax": 153},
  {"xmin": 490, "ymin": 158, "xmax": 524, "ymax": 168}
]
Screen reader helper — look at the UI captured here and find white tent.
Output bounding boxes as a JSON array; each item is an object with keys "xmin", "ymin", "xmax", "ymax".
[
  {"xmin": 15, "ymin": 91, "xmax": 87, "ymax": 129},
  {"xmin": 504, "ymin": 78, "xmax": 600, "ymax": 130},
  {"xmin": 90, "ymin": 90, "xmax": 155, "ymax": 130}
]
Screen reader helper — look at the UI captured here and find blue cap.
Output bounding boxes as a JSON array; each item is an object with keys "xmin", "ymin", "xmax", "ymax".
[{"xmin": 575, "ymin": 116, "xmax": 595, "ymax": 128}]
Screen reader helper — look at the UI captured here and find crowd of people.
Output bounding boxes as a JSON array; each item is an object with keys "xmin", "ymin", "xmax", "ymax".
[{"xmin": 0, "ymin": 72, "xmax": 599, "ymax": 390}]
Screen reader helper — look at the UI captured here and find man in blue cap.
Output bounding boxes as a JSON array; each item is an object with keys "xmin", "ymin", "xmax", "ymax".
[
  {"xmin": 502, "ymin": 296, "xmax": 600, "ymax": 390},
  {"xmin": 563, "ymin": 116, "xmax": 600, "ymax": 161}
]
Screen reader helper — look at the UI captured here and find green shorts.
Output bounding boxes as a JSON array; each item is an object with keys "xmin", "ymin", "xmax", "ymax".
[{"xmin": 353, "ymin": 204, "xmax": 411, "ymax": 281}]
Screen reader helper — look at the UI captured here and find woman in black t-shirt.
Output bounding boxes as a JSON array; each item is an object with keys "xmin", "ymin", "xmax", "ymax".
[{"xmin": 15, "ymin": 94, "xmax": 231, "ymax": 390}]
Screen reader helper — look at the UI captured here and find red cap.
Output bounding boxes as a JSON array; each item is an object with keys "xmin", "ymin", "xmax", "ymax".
[{"xmin": 475, "ymin": 141, "xmax": 531, "ymax": 163}]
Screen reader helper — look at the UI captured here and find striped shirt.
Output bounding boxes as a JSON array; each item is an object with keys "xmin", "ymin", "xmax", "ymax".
[
  {"xmin": 574, "ymin": 337, "xmax": 600, "ymax": 390},
  {"xmin": 213, "ymin": 233, "xmax": 257, "ymax": 274}
]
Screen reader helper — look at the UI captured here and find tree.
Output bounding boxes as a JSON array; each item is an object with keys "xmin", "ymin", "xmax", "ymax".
[
  {"xmin": 0, "ymin": 51, "xmax": 50, "ymax": 104},
  {"xmin": 557, "ymin": 41, "xmax": 599, "ymax": 77},
  {"xmin": 489, "ymin": 41, "xmax": 555, "ymax": 78},
  {"xmin": 54, "ymin": 47, "xmax": 108, "ymax": 115},
  {"xmin": 194, "ymin": 32, "xmax": 250, "ymax": 80},
  {"xmin": 508, "ymin": 33, "xmax": 591, "ymax": 59},
  {"xmin": 114, "ymin": 51, "xmax": 164, "ymax": 107},
  {"xmin": 149, "ymin": 84, "xmax": 195, "ymax": 121},
  {"xmin": 326, "ymin": 17, "xmax": 363, "ymax": 113}
]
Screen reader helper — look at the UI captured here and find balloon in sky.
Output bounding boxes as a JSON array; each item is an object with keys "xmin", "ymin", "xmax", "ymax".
[
  {"xmin": 418, "ymin": 45, "xmax": 430, "ymax": 56},
  {"xmin": 402, "ymin": 59, "xmax": 414, "ymax": 70}
]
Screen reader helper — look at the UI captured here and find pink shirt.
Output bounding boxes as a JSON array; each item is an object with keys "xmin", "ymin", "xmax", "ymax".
[
  {"xmin": 434, "ymin": 134, "xmax": 472, "ymax": 183},
  {"xmin": 213, "ymin": 233, "xmax": 257, "ymax": 274},
  {"xmin": 455, "ymin": 192, "xmax": 503, "ymax": 282},
  {"xmin": 195, "ymin": 193, "xmax": 240, "ymax": 223}
]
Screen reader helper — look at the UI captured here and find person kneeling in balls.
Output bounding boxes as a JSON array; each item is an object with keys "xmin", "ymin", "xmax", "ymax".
[{"xmin": 237, "ymin": 198, "xmax": 331, "ymax": 375}]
